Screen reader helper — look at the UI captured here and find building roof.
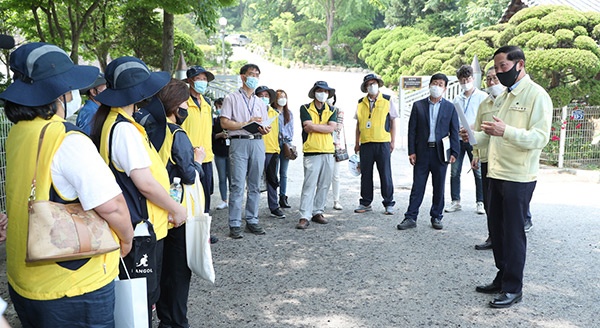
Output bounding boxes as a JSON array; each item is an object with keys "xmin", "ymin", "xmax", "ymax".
[
  {"xmin": 500, "ymin": 0, "xmax": 600, "ymax": 23},
  {"xmin": 525, "ymin": 0, "xmax": 600, "ymax": 13}
]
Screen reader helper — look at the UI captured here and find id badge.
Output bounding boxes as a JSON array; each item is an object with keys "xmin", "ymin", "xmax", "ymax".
[
  {"xmin": 225, "ymin": 138, "xmax": 230, "ymax": 146},
  {"xmin": 366, "ymin": 121, "xmax": 372, "ymax": 129}
]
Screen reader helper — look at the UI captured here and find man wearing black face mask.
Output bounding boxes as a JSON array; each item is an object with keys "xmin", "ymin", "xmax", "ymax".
[{"xmin": 465, "ymin": 46, "xmax": 553, "ymax": 308}]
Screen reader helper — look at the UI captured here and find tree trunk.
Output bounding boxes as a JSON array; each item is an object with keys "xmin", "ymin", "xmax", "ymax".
[
  {"xmin": 162, "ymin": 11, "xmax": 175, "ymax": 73},
  {"xmin": 325, "ymin": 0, "xmax": 335, "ymax": 62}
]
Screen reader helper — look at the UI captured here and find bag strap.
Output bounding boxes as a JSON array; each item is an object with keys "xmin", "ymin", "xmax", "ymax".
[
  {"xmin": 120, "ymin": 257, "xmax": 132, "ymax": 279},
  {"xmin": 29, "ymin": 123, "xmax": 54, "ymax": 204}
]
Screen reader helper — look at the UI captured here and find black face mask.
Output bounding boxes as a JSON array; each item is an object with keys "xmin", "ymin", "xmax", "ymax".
[{"xmin": 496, "ymin": 61, "xmax": 521, "ymax": 88}]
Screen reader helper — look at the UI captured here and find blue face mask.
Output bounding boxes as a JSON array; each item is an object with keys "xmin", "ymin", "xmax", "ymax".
[
  {"xmin": 245, "ymin": 76, "xmax": 259, "ymax": 90},
  {"xmin": 260, "ymin": 97, "xmax": 270, "ymax": 106},
  {"xmin": 193, "ymin": 80, "xmax": 208, "ymax": 94}
]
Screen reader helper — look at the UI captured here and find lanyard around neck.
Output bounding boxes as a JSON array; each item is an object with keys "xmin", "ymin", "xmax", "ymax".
[{"xmin": 240, "ymin": 90, "xmax": 256, "ymax": 116}]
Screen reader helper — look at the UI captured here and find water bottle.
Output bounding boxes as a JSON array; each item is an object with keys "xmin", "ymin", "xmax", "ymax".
[{"xmin": 169, "ymin": 177, "xmax": 183, "ymax": 203}]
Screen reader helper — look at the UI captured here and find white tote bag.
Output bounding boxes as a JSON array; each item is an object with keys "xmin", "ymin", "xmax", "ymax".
[
  {"xmin": 184, "ymin": 173, "xmax": 215, "ymax": 283},
  {"xmin": 114, "ymin": 258, "xmax": 149, "ymax": 328}
]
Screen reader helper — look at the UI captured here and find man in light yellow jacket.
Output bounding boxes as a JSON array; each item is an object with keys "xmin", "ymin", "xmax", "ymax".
[{"xmin": 468, "ymin": 46, "xmax": 553, "ymax": 309}]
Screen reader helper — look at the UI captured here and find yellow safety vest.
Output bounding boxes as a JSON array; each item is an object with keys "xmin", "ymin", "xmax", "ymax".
[
  {"xmin": 302, "ymin": 102, "xmax": 335, "ymax": 154},
  {"xmin": 99, "ymin": 107, "xmax": 169, "ymax": 240},
  {"xmin": 182, "ymin": 96, "xmax": 214, "ymax": 162},
  {"xmin": 356, "ymin": 93, "xmax": 392, "ymax": 143},
  {"xmin": 263, "ymin": 106, "xmax": 281, "ymax": 154}
]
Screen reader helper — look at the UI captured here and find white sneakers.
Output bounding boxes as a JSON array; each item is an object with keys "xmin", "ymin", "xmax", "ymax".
[
  {"xmin": 445, "ymin": 201, "xmax": 486, "ymax": 214},
  {"xmin": 444, "ymin": 200, "xmax": 462, "ymax": 212},
  {"xmin": 476, "ymin": 202, "xmax": 486, "ymax": 215},
  {"xmin": 216, "ymin": 201, "xmax": 228, "ymax": 210},
  {"xmin": 333, "ymin": 201, "xmax": 343, "ymax": 210}
]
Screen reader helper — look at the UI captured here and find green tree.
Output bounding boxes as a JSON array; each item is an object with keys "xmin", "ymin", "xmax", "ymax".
[
  {"xmin": 0, "ymin": 0, "xmax": 107, "ymax": 64},
  {"xmin": 363, "ymin": 5, "xmax": 600, "ymax": 106}
]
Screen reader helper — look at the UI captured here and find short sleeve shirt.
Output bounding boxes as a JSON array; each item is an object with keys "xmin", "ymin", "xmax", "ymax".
[{"xmin": 220, "ymin": 88, "xmax": 269, "ymax": 137}]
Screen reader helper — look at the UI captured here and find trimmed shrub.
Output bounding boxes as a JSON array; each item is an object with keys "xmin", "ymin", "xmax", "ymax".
[
  {"xmin": 555, "ymin": 29, "xmax": 575, "ymax": 46},
  {"xmin": 526, "ymin": 33, "xmax": 557, "ymax": 49},
  {"xmin": 422, "ymin": 59, "xmax": 443, "ymax": 75}
]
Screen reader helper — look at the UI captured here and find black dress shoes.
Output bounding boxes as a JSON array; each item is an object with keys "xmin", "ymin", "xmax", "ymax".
[
  {"xmin": 475, "ymin": 283, "xmax": 502, "ymax": 294},
  {"xmin": 489, "ymin": 292, "xmax": 523, "ymax": 308},
  {"xmin": 475, "ymin": 238, "xmax": 492, "ymax": 250}
]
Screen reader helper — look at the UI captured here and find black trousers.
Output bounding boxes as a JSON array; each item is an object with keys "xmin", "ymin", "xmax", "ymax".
[
  {"xmin": 359, "ymin": 142, "xmax": 395, "ymax": 207},
  {"xmin": 488, "ymin": 178, "xmax": 536, "ymax": 293},
  {"xmin": 156, "ymin": 225, "xmax": 191, "ymax": 328},
  {"xmin": 200, "ymin": 162, "xmax": 213, "ymax": 213}
]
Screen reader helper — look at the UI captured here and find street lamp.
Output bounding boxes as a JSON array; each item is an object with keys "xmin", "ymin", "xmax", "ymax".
[{"xmin": 219, "ymin": 17, "xmax": 227, "ymax": 75}]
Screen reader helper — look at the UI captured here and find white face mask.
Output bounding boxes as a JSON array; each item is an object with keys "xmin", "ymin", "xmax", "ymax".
[
  {"xmin": 327, "ymin": 98, "xmax": 334, "ymax": 106},
  {"xmin": 315, "ymin": 92, "xmax": 329, "ymax": 103},
  {"xmin": 429, "ymin": 85, "xmax": 444, "ymax": 98},
  {"xmin": 61, "ymin": 90, "xmax": 82, "ymax": 119},
  {"xmin": 367, "ymin": 84, "xmax": 379, "ymax": 96},
  {"xmin": 460, "ymin": 82, "xmax": 474, "ymax": 92},
  {"xmin": 487, "ymin": 83, "xmax": 505, "ymax": 97},
  {"xmin": 277, "ymin": 98, "xmax": 287, "ymax": 107}
]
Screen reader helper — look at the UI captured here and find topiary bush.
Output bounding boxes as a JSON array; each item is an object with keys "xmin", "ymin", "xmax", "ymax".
[
  {"xmin": 555, "ymin": 28, "xmax": 575, "ymax": 46},
  {"xmin": 526, "ymin": 33, "xmax": 557, "ymax": 49},
  {"xmin": 422, "ymin": 59, "xmax": 443, "ymax": 75},
  {"xmin": 574, "ymin": 35, "xmax": 600, "ymax": 57}
]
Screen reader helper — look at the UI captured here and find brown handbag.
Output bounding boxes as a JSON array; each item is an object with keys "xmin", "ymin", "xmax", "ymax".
[
  {"xmin": 26, "ymin": 123, "xmax": 119, "ymax": 262},
  {"xmin": 282, "ymin": 142, "xmax": 298, "ymax": 160}
]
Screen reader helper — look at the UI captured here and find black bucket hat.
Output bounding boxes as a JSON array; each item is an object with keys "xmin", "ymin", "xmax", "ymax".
[
  {"xmin": 185, "ymin": 66, "xmax": 215, "ymax": 82},
  {"xmin": 95, "ymin": 56, "xmax": 170, "ymax": 107},
  {"xmin": 80, "ymin": 73, "xmax": 107, "ymax": 95},
  {"xmin": 255, "ymin": 86, "xmax": 276, "ymax": 104},
  {"xmin": 133, "ymin": 96, "xmax": 167, "ymax": 151},
  {"xmin": 360, "ymin": 73, "xmax": 384, "ymax": 93},
  {"xmin": 308, "ymin": 81, "xmax": 335, "ymax": 99},
  {"xmin": 0, "ymin": 42, "xmax": 99, "ymax": 107}
]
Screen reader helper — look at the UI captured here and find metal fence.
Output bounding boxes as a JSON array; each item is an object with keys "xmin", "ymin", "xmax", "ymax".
[{"xmin": 541, "ymin": 105, "xmax": 600, "ymax": 169}]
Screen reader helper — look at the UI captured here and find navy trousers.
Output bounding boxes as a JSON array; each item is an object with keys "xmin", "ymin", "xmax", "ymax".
[
  {"xmin": 359, "ymin": 142, "xmax": 395, "ymax": 207},
  {"xmin": 10, "ymin": 281, "xmax": 115, "ymax": 328},
  {"xmin": 404, "ymin": 147, "xmax": 448, "ymax": 220},
  {"xmin": 488, "ymin": 178, "xmax": 536, "ymax": 294}
]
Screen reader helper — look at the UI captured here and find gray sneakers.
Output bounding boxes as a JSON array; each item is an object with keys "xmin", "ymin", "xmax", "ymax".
[
  {"xmin": 229, "ymin": 226, "xmax": 243, "ymax": 239},
  {"xmin": 445, "ymin": 200, "xmax": 461, "ymax": 212},
  {"xmin": 354, "ymin": 204, "xmax": 372, "ymax": 213},
  {"xmin": 397, "ymin": 218, "xmax": 416, "ymax": 230},
  {"xmin": 245, "ymin": 223, "xmax": 266, "ymax": 235},
  {"xmin": 384, "ymin": 206, "xmax": 395, "ymax": 215}
]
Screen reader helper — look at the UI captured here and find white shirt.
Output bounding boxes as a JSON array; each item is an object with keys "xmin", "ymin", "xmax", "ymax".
[
  {"xmin": 51, "ymin": 133, "xmax": 122, "ymax": 211},
  {"xmin": 110, "ymin": 122, "xmax": 152, "ymax": 176},
  {"xmin": 453, "ymin": 88, "xmax": 488, "ymax": 127}
]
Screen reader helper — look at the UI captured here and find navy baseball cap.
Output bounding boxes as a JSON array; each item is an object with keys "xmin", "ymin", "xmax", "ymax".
[{"xmin": 185, "ymin": 66, "xmax": 215, "ymax": 82}]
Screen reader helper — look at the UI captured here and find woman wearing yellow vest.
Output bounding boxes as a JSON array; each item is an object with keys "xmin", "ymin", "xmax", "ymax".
[
  {"xmin": 255, "ymin": 86, "xmax": 286, "ymax": 219},
  {"xmin": 91, "ymin": 56, "xmax": 187, "ymax": 326},
  {"xmin": 0, "ymin": 43, "xmax": 134, "ymax": 327},
  {"xmin": 135, "ymin": 78, "xmax": 205, "ymax": 328}
]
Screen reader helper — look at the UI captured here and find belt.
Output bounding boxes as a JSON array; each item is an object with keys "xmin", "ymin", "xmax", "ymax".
[
  {"xmin": 230, "ymin": 134, "xmax": 262, "ymax": 140},
  {"xmin": 427, "ymin": 142, "xmax": 436, "ymax": 148}
]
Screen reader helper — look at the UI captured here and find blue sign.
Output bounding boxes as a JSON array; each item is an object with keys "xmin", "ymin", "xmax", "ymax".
[{"xmin": 572, "ymin": 109, "xmax": 584, "ymax": 120}]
